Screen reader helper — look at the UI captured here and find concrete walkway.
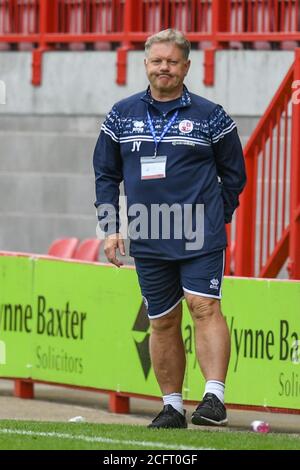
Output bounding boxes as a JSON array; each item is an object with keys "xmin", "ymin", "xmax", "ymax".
[{"xmin": 0, "ymin": 380, "xmax": 299, "ymax": 434}]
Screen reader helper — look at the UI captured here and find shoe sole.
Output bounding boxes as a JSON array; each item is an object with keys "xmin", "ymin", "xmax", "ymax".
[{"xmin": 191, "ymin": 415, "xmax": 228, "ymax": 426}]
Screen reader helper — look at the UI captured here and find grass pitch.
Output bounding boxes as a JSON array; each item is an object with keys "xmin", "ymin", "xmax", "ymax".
[{"xmin": 0, "ymin": 420, "xmax": 299, "ymax": 450}]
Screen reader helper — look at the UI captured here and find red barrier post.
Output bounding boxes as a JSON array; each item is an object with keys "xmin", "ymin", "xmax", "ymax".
[
  {"xmin": 224, "ymin": 224, "xmax": 232, "ymax": 275},
  {"xmin": 14, "ymin": 379, "xmax": 34, "ymax": 399},
  {"xmin": 109, "ymin": 392, "xmax": 130, "ymax": 414},
  {"xmin": 212, "ymin": 0, "xmax": 230, "ymax": 48},
  {"xmin": 31, "ymin": 0, "xmax": 50, "ymax": 86},
  {"xmin": 205, "ymin": 0, "xmax": 230, "ymax": 86},
  {"xmin": 203, "ymin": 48, "xmax": 215, "ymax": 86},
  {"xmin": 116, "ymin": 0, "xmax": 134, "ymax": 85},
  {"xmin": 235, "ymin": 149, "xmax": 257, "ymax": 277},
  {"xmin": 288, "ymin": 48, "xmax": 300, "ymax": 279}
]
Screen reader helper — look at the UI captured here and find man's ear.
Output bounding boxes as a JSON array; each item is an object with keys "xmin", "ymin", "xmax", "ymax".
[{"xmin": 185, "ymin": 59, "xmax": 191, "ymax": 76}]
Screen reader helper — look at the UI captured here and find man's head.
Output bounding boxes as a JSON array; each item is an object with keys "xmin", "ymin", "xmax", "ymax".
[{"xmin": 144, "ymin": 29, "xmax": 191, "ymax": 101}]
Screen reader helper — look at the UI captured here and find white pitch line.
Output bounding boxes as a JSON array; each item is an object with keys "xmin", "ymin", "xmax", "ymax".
[{"xmin": 0, "ymin": 428, "xmax": 215, "ymax": 451}]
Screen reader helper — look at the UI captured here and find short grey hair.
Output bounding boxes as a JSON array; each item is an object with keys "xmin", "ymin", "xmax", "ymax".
[{"xmin": 145, "ymin": 29, "xmax": 191, "ymax": 60}]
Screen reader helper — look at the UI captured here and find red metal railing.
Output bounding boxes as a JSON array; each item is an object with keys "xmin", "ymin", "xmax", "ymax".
[
  {"xmin": 133, "ymin": 0, "xmax": 212, "ymax": 35},
  {"xmin": 1, "ymin": 1, "xmax": 300, "ymax": 39},
  {"xmin": 234, "ymin": 48, "xmax": 300, "ymax": 279},
  {"xmin": 228, "ymin": 0, "xmax": 300, "ymax": 36},
  {"xmin": 45, "ymin": 0, "xmax": 125, "ymax": 39},
  {"xmin": 0, "ymin": 0, "xmax": 39, "ymax": 39},
  {"xmin": 54, "ymin": 0, "xmax": 124, "ymax": 35},
  {"xmin": 1, "ymin": 1, "xmax": 300, "ymax": 84}
]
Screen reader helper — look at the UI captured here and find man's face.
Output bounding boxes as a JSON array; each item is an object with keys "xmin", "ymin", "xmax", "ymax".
[{"xmin": 144, "ymin": 42, "xmax": 190, "ymax": 98}]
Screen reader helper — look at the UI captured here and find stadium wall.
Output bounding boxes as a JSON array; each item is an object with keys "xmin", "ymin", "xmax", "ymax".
[
  {"xmin": 0, "ymin": 253, "xmax": 300, "ymax": 412},
  {"xmin": 0, "ymin": 50, "xmax": 294, "ymax": 255}
]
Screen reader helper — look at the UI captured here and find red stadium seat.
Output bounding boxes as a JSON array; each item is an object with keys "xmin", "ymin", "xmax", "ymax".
[
  {"xmin": 47, "ymin": 237, "xmax": 79, "ymax": 258},
  {"xmin": 73, "ymin": 238, "xmax": 101, "ymax": 262}
]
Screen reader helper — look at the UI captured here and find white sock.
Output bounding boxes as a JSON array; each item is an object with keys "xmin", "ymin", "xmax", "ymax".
[
  {"xmin": 204, "ymin": 380, "xmax": 225, "ymax": 404},
  {"xmin": 163, "ymin": 393, "xmax": 184, "ymax": 415}
]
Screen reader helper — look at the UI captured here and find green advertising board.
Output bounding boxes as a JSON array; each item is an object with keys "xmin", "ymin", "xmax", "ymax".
[{"xmin": 0, "ymin": 254, "xmax": 300, "ymax": 410}]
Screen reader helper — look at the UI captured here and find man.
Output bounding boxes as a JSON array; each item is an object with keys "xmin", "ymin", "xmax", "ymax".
[{"xmin": 93, "ymin": 29, "xmax": 246, "ymax": 428}]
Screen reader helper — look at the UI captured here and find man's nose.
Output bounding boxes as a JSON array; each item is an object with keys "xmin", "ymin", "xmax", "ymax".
[{"xmin": 159, "ymin": 60, "xmax": 170, "ymax": 70}]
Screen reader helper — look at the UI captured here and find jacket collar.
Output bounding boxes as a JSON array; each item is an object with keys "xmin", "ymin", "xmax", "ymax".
[{"xmin": 141, "ymin": 85, "xmax": 191, "ymax": 113}]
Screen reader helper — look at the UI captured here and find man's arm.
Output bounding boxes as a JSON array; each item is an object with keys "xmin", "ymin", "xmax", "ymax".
[
  {"xmin": 209, "ymin": 105, "xmax": 247, "ymax": 223},
  {"xmin": 93, "ymin": 107, "xmax": 125, "ymax": 266}
]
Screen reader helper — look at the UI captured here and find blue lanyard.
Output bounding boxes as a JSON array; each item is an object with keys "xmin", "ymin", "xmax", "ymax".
[{"xmin": 147, "ymin": 109, "xmax": 178, "ymax": 158}]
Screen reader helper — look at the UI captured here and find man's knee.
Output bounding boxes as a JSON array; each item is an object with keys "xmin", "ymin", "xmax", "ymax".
[
  {"xmin": 186, "ymin": 295, "xmax": 220, "ymax": 322},
  {"xmin": 150, "ymin": 309, "xmax": 182, "ymax": 333}
]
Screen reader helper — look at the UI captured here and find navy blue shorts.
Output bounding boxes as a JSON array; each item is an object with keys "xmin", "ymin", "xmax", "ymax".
[{"xmin": 135, "ymin": 250, "xmax": 225, "ymax": 319}]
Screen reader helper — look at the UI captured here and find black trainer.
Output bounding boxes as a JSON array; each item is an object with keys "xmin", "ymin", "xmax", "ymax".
[
  {"xmin": 191, "ymin": 393, "xmax": 228, "ymax": 426},
  {"xmin": 148, "ymin": 405, "xmax": 187, "ymax": 429}
]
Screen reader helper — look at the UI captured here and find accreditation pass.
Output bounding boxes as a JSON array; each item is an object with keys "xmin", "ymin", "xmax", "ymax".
[{"xmin": 140, "ymin": 156, "xmax": 167, "ymax": 180}]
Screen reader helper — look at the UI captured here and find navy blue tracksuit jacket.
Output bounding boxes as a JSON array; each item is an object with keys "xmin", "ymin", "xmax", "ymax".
[{"xmin": 93, "ymin": 86, "xmax": 246, "ymax": 260}]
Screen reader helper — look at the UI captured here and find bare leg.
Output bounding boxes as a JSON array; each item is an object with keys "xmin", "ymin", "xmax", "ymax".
[
  {"xmin": 149, "ymin": 302, "xmax": 185, "ymax": 394},
  {"xmin": 184, "ymin": 294, "xmax": 230, "ymax": 382}
]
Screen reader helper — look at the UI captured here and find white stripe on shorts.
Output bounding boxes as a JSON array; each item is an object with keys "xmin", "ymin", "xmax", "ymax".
[
  {"xmin": 148, "ymin": 296, "xmax": 184, "ymax": 319},
  {"xmin": 182, "ymin": 287, "xmax": 221, "ymax": 299}
]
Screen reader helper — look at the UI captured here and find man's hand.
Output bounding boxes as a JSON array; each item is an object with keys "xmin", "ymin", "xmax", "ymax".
[{"xmin": 104, "ymin": 233, "xmax": 126, "ymax": 267}]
